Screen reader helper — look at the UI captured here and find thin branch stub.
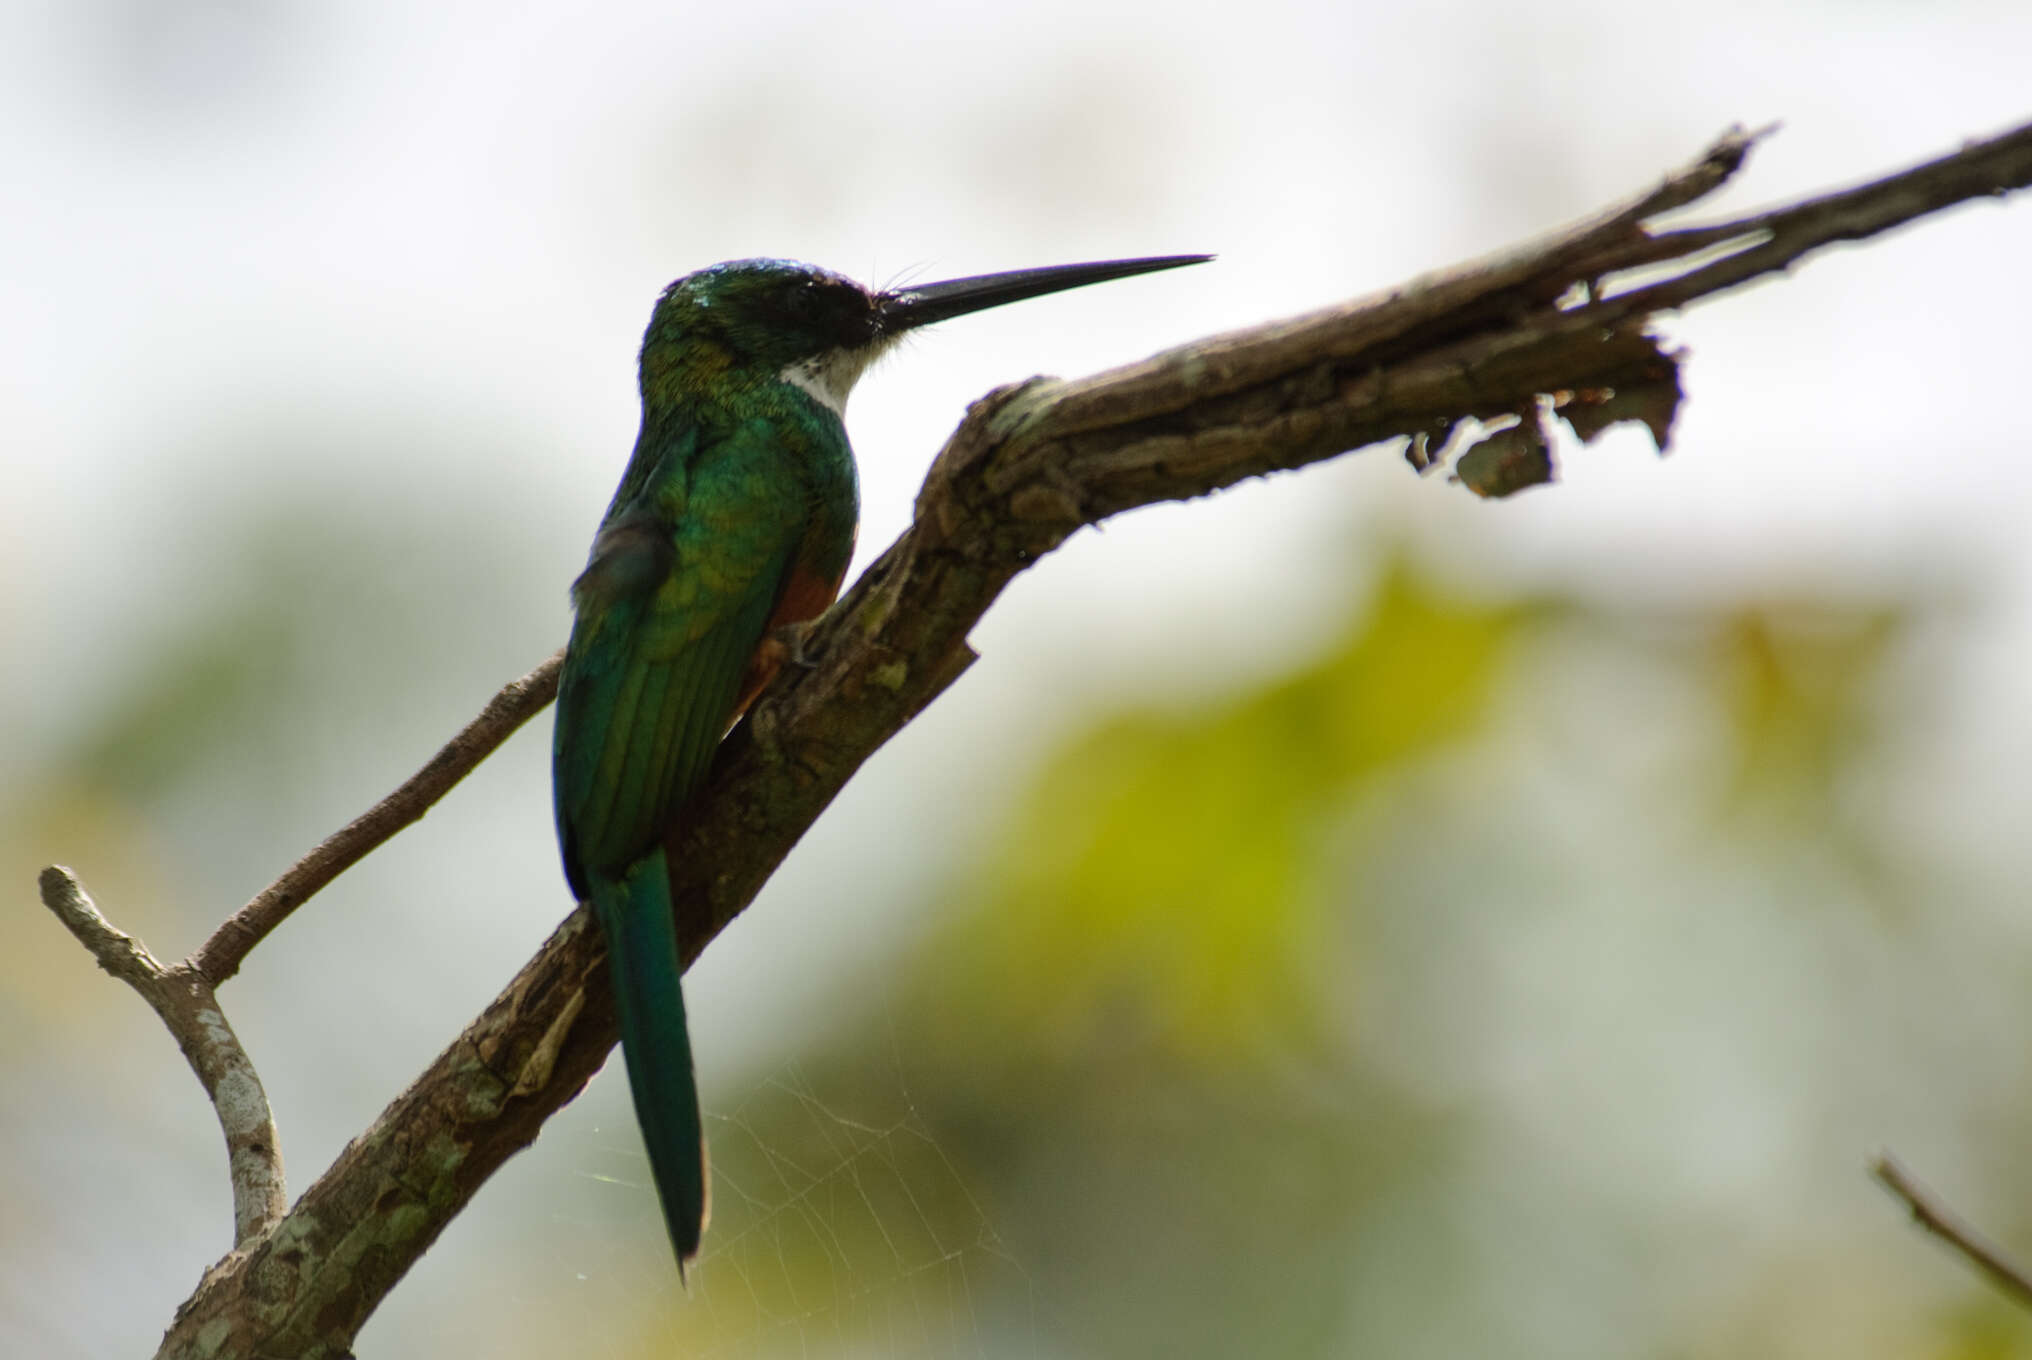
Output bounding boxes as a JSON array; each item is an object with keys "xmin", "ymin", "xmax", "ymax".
[{"xmin": 1873, "ymin": 1152, "xmax": 2032, "ymax": 1310}]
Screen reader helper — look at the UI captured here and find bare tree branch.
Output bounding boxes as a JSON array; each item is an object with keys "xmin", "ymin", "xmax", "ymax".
[
  {"xmin": 40, "ymin": 867, "xmax": 286, "ymax": 1248},
  {"xmin": 136, "ymin": 118, "xmax": 2032, "ymax": 1358},
  {"xmin": 191, "ymin": 651, "xmax": 563, "ymax": 986},
  {"xmin": 42, "ymin": 652, "xmax": 563, "ymax": 1262},
  {"xmin": 1873, "ymin": 1153, "xmax": 2032, "ymax": 1310}
]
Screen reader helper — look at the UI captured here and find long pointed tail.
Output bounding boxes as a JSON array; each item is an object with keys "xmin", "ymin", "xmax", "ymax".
[{"xmin": 591, "ymin": 846, "xmax": 708, "ymax": 1273}]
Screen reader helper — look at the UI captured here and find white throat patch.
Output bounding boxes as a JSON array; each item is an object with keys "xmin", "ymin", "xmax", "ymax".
[{"xmin": 779, "ymin": 343, "xmax": 888, "ymax": 419}]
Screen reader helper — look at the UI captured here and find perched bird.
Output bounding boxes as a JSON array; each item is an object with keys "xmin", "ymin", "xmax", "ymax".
[{"xmin": 554, "ymin": 253, "xmax": 1211, "ymax": 1274}]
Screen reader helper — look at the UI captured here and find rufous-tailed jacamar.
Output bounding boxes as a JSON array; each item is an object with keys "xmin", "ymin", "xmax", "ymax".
[{"xmin": 554, "ymin": 253, "xmax": 1210, "ymax": 1274}]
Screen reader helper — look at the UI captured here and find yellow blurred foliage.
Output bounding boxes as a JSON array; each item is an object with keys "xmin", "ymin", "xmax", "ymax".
[
  {"xmin": 0, "ymin": 782, "xmax": 185, "ymax": 1045},
  {"xmin": 920, "ymin": 563, "xmax": 1535, "ymax": 1065}
]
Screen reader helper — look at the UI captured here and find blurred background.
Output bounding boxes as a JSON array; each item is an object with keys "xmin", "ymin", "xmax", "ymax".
[{"xmin": 5, "ymin": 0, "xmax": 2032, "ymax": 1355}]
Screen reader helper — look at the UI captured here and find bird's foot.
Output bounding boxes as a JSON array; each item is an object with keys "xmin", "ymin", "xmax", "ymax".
[{"xmin": 770, "ymin": 619, "xmax": 823, "ymax": 670}]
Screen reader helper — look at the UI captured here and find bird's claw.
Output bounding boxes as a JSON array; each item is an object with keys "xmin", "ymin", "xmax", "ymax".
[{"xmin": 771, "ymin": 620, "xmax": 822, "ymax": 670}]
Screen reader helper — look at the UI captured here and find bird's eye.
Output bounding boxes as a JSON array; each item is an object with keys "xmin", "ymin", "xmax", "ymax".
[{"xmin": 785, "ymin": 282, "xmax": 820, "ymax": 318}]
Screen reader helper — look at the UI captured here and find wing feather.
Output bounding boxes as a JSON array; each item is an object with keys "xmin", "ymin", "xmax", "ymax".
[{"xmin": 554, "ymin": 417, "xmax": 808, "ymax": 890}]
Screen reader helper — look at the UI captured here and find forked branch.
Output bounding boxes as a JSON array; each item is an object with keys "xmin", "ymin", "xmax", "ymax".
[
  {"xmin": 39, "ymin": 867, "xmax": 285, "ymax": 1248},
  {"xmin": 42, "ymin": 657, "xmax": 566, "ymax": 1256}
]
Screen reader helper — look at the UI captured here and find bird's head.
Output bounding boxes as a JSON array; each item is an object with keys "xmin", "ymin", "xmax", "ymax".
[{"xmin": 638, "ymin": 254, "xmax": 1211, "ymax": 417}]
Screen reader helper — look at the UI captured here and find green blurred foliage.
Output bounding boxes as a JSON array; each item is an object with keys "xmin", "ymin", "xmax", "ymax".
[
  {"xmin": 18, "ymin": 529, "xmax": 2032, "ymax": 1359},
  {"xmin": 621, "ymin": 554, "xmax": 2032, "ymax": 1359},
  {"xmin": 1937, "ymin": 1298, "xmax": 2032, "ymax": 1360},
  {"xmin": 924, "ymin": 563, "xmax": 1537, "ymax": 1068}
]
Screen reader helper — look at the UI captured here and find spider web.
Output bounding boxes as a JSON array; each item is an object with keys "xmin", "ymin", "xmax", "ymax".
[{"xmin": 541, "ymin": 1043, "xmax": 1039, "ymax": 1360}]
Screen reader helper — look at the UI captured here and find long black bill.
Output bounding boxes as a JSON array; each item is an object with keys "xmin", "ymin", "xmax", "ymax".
[{"xmin": 877, "ymin": 254, "xmax": 1212, "ymax": 334}]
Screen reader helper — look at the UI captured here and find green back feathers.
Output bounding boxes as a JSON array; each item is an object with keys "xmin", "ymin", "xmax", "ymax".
[{"xmin": 554, "ymin": 402, "xmax": 854, "ymax": 894}]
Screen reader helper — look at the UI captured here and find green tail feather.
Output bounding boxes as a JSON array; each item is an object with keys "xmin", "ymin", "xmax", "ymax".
[{"xmin": 592, "ymin": 846, "xmax": 708, "ymax": 1273}]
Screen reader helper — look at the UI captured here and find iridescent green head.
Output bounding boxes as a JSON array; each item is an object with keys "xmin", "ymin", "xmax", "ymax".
[{"xmin": 639, "ymin": 254, "xmax": 1212, "ymax": 417}]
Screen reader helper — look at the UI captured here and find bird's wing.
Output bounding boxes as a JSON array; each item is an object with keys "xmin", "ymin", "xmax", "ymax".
[{"xmin": 554, "ymin": 421, "xmax": 803, "ymax": 891}]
